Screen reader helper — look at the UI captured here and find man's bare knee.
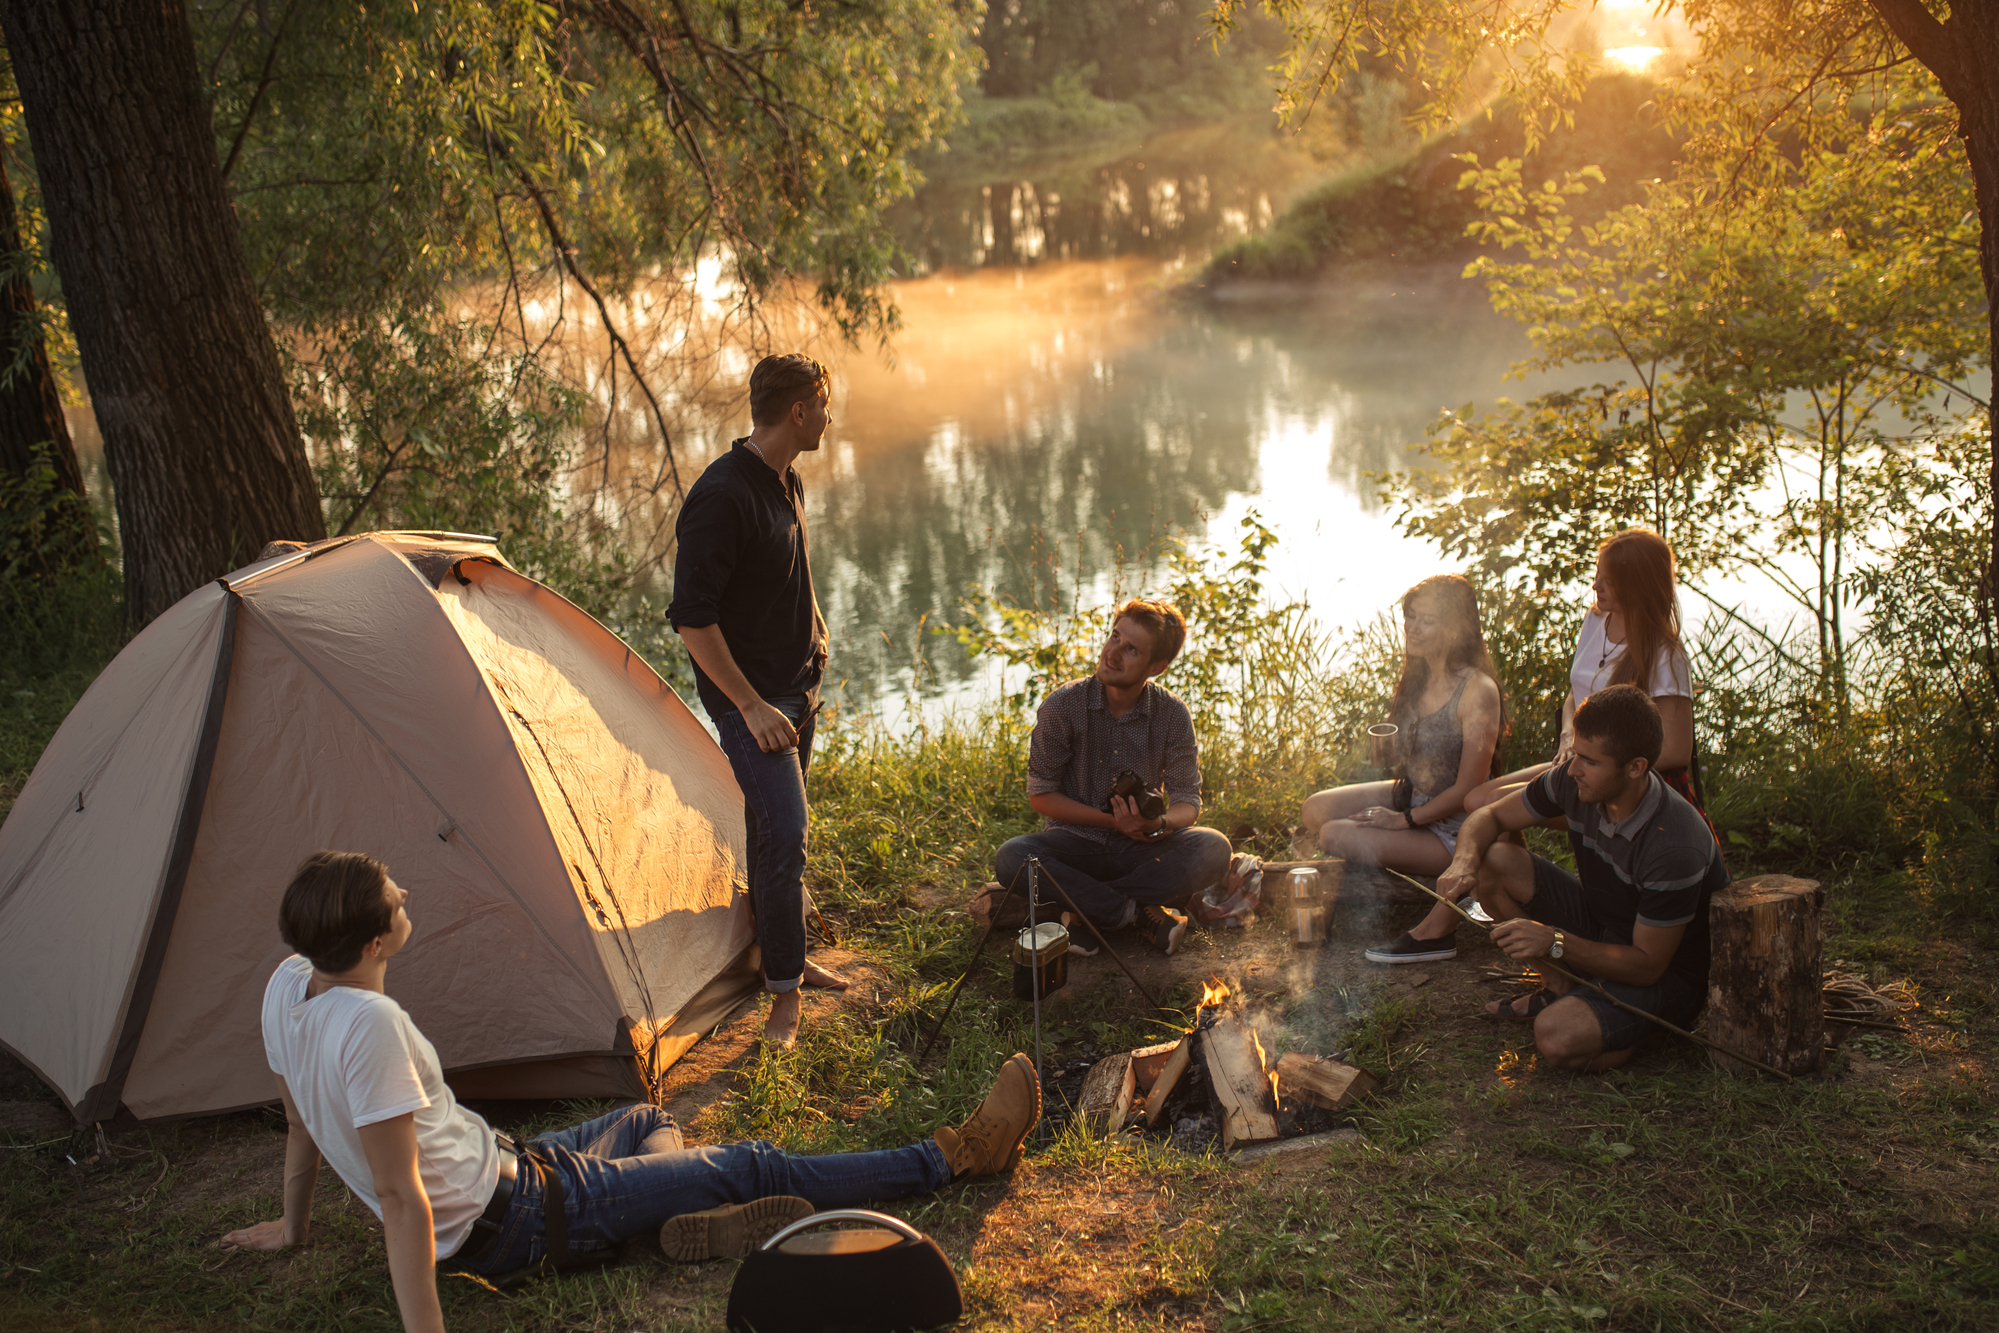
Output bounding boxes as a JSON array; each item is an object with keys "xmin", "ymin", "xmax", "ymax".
[{"xmin": 1533, "ymin": 1001, "xmax": 1604, "ymax": 1070}]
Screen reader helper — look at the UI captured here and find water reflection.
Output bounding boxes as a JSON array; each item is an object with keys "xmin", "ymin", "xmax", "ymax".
[
  {"xmin": 893, "ymin": 118, "xmax": 1324, "ymax": 269},
  {"xmin": 805, "ymin": 260, "xmax": 1533, "ymax": 703}
]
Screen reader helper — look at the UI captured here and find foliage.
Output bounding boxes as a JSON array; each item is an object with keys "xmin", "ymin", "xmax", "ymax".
[{"xmin": 1207, "ymin": 72, "xmax": 1679, "ymax": 282}]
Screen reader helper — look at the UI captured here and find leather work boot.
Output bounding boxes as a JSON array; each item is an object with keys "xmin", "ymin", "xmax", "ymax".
[
  {"xmin": 659, "ymin": 1195, "xmax": 816, "ymax": 1261},
  {"xmin": 934, "ymin": 1052, "xmax": 1041, "ymax": 1177}
]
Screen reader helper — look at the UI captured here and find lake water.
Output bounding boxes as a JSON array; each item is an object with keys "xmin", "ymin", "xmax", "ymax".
[
  {"xmin": 62, "ymin": 117, "xmax": 1820, "ymax": 711},
  {"xmin": 800, "ymin": 258, "xmax": 1544, "ymax": 707}
]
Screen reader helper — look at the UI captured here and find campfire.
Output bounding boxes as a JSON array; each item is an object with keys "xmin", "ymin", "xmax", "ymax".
[{"xmin": 1074, "ymin": 975, "xmax": 1378, "ymax": 1153}]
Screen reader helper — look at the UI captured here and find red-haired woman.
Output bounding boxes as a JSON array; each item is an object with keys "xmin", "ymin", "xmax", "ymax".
[
  {"xmin": 1300, "ymin": 575, "xmax": 1504, "ymax": 962},
  {"xmin": 1464, "ymin": 526, "xmax": 1699, "ymax": 829}
]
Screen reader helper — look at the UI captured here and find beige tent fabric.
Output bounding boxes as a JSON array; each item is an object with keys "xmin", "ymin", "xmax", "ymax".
[
  {"xmin": 439, "ymin": 561, "xmax": 751, "ymax": 1065},
  {"xmin": 0, "ymin": 533, "xmax": 758, "ymax": 1121},
  {"xmin": 0, "ymin": 586, "xmax": 229, "ymax": 1109}
]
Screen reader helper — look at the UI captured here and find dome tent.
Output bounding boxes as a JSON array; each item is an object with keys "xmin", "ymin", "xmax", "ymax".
[{"xmin": 0, "ymin": 532, "xmax": 759, "ymax": 1123}]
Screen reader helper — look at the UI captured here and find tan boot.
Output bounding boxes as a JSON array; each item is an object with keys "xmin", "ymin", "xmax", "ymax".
[
  {"xmin": 934, "ymin": 1053, "xmax": 1041, "ymax": 1178},
  {"xmin": 659, "ymin": 1195, "xmax": 816, "ymax": 1261}
]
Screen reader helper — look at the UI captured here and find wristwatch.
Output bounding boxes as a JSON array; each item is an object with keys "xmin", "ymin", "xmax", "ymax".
[
  {"xmin": 1549, "ymin": 930, "xmax": 1566, "ymax": 960},
  {"xmin": 1147, "ymin": 818, "xmax": 1169, "ymax": 840}
]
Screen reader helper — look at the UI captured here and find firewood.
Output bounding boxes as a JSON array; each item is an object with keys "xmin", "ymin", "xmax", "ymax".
[
  {"xmin": 1076, "ymin": 1052, "xmax": 1136, "ymax": 1134},
  {"xmin": 1140, "ymin": 1035, "xmax": 1192, "ymax": 1126},
  {"xmin": 1201, "ymin": 1014, "xmax": 1281, "ymax": 1149},
  {"xmin": 1272, "ymin": 1052, "xmax": 1378, "ymax": 1111},
  {"xmin": 1707, "ymin": 875, "xmax": 1825, "ymax": 1076},
  {"xmin": 1129, "ymin": 1040, "xmax": 1181, "ymax": 1092}
]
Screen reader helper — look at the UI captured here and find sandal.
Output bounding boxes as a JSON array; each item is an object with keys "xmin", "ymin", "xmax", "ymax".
[{"xmin": 1485, "ymin": 990, "xmax": 1556, "ymax": 1023}]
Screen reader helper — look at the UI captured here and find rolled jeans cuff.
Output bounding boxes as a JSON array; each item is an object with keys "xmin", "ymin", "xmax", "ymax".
[{"xmin": 765, "ymin": 974, "xmax": 803, "ymax": 994}]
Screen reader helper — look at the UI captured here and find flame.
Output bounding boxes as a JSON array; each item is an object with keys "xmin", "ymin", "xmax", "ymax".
[{"xmin": 1199, "ymin": 976, "xmax": 1231, "ymax": 1008}]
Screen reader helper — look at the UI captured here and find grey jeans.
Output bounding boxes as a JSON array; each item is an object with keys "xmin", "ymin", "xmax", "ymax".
[{"xmin": 993, "ymin": 824, "xmax": 1235, "ymax": 927}]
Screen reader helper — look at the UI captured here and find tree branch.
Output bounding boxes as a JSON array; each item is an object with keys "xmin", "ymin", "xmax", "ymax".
[
  {"xmin": 1864, "ymin": 0, "xmax": 1966, "ymax": 97},
  {"xmin": 221, "ymin": 0, "xmax": 296, "ymax": 181},
  {"xmin": 510, "ymin": 162, "xmax": 684, "ymax": 506}
]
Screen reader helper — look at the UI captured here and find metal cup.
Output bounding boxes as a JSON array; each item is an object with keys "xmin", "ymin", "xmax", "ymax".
[{"xmin": 1367, "ymin": 723, "xmax": 1398, "ymax": 769}]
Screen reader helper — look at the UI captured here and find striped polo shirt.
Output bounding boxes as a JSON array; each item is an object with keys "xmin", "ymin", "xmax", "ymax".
[{"xmin": 1522, "ymin": 765, "xmax": 1730, "ymax": 985}]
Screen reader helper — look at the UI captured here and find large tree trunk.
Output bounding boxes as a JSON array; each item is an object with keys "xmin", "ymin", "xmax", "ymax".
[
  {"xmin": 1865, "ymin": 0, "xmax": 1999, "ymax": 614},
  {"xmin": 0, "ymin": 0, "xmax": 323, "ymax": 628},
  {"xmin": 0, "ymin": 148, "xmax": 93, "ymax": 577}
]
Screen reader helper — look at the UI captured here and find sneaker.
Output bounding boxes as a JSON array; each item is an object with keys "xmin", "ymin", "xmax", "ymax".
[
  {"xmin": 934, "ymin": 1053, "xmax": 1041, "ymax": 1177},
  {"xmin": 1060, "ymin": 912, "xmax": 1100, "ymax": 957},
  {"xmin": 659, "ymin": 1195, "xmax": 815, "ymax": 1261},
  {"xmin": 1139, "ymin": 904, "xmax": 1188, "ymax": 956},
  {"xmin": 1363, "ymin": 931, "xmax": 1457, "ymax": 965}
]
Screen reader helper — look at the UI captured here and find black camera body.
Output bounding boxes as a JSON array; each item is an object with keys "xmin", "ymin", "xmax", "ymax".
[{"xmin": 1101, "ymin": 769, "xmax": 1167, "ymax": 819}]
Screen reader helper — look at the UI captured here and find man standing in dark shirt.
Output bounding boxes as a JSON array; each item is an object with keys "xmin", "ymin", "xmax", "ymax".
[
  {"xmin": 669, "ymin": 354, "xmax": 846, "ymax": 1048},
  {"xmin": 1439, "ymin": 684, "xmax": 1730, "ymax": 1071}
]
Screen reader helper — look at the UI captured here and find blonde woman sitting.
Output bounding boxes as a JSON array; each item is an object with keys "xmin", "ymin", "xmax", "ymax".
[{"xmin": 1298, "ymin": 575, "xmax": 1504, "ymax": 964}]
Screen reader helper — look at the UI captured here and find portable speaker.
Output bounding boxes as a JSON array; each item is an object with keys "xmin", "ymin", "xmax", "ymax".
[{"xmin": 725, "ymin": 1209, "xmax": 963, "ymax": 1333}]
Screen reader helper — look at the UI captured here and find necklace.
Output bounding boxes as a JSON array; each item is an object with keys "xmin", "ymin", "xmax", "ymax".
[{"xmin": 745, "ymin": 437, "xmax": 768, "ymax": 463}]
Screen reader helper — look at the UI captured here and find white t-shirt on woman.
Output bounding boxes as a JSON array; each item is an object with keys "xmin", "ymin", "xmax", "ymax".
[
  {"xmin": 260, "ymin": 955, "xmax": 499, "ymax": 1257},
  {"xmin": 1569, "ymin": 610, "xmax": 1691, "ymax": 709}
]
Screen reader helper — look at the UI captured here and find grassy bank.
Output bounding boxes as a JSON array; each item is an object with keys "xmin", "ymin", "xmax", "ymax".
[
  {"xmin": 1202, "ymin": 74, "xmax": 1680, "ymax": 287},
  {"xmin": 3, "ymin": 544, "xmax": 1997, "ymax": 1329}
]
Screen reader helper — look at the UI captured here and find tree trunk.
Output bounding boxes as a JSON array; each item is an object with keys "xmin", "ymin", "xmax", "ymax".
[
  {"xmin": 0, "ymin": 148, "xmax": 93, "ymax": 576},
  {"xmin": 1705, "ymin": 874, "xmax": 1824, "ymax": 1077},
  {"xmin": 1864, "ymin": 0, "xmax": 1999, "ymax": 619},
  {"xmin": 0, "ymin": 0, "xmax": 324, "ymax": 629}
]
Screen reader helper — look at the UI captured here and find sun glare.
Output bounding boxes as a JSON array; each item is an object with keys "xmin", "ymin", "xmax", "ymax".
[{"xmin": 1604, "ymin": 45, "xmax": 1664, "ymax": 71}]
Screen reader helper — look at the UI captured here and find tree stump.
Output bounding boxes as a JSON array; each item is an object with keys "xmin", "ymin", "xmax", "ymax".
[{"xmin": 1706, "ymin": 874, "xmax": 1824, "ymax": 1076}]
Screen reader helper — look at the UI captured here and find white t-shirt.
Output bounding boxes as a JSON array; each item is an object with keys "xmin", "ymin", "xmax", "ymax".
[
  {"xmin": 261, "ymin": 955, "xmax": 499, "ymax": 1257},
  {"xmin": 1569, "ymin": 610, "xmax": 1691, "ymax": 709}
]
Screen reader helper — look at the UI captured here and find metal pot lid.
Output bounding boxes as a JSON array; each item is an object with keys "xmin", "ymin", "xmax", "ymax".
[{"xmin": 1013, "ymin": 922, "xmax": 1069, "ymax": 956}]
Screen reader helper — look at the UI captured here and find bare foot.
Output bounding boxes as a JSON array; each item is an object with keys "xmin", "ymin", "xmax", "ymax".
[
  {"xmin": 763, "ymin": 990, "xmax": 801, "ymax": 1049},
  {"xmin": 801, "ymin": 959, "xmax": 850, "ymax": 990}
]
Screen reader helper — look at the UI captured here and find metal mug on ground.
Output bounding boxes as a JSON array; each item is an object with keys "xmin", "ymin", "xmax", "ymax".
[
  {"xmin": 1367, "ymin": 723, "xmax": 1399, "ymax": 770},
  {"xmin": 1011, "ymin": 922, "xmax": 1070, "ymax": 1000},
  {"xmin": 1287, "ymin": 868, "xmax": 1327, "ymax": 947}
]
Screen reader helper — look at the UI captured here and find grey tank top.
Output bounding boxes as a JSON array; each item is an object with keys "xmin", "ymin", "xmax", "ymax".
[{"xmin": 1403, "ymin": 669, "xmax": 1473, "ymax": 795}]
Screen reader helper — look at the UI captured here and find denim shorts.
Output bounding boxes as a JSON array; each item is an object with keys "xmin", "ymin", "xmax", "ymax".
[{"xmin": 1528, "ymin": 856, "xmax": 1706, "ymax": 1052}]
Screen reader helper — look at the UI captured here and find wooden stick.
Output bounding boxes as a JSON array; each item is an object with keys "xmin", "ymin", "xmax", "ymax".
[{"xmin": 1381, "ymin": 868, "xmax": 1796, "ymax": 1082}]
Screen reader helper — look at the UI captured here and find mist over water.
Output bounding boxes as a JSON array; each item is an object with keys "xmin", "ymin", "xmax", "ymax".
[{"xmin": 787, "ymin": 259, "xmax": 1554, "ymax": 707}]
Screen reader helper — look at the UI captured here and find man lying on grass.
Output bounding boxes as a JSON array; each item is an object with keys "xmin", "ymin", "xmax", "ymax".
[
  {"xmin": 1438, "ymin": 684, "xmax": 1730, "ymax": 1071},
  {"xmin": 220, "ymin": 851, "xmax": 1040, "ymax": 1333}
]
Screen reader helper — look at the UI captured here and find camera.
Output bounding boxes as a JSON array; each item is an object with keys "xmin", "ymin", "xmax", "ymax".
[{"xmin": 1100, "ymin": 769, "xmax": 1167, "ymax": 819}]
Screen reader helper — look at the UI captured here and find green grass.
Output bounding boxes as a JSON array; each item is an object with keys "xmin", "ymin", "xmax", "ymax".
[{"xmin": 4, "ymin": 562, "xmax": 1998, "ymax": 1330}]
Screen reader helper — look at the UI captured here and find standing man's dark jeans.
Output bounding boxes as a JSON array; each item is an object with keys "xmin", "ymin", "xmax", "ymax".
[
  {"xmin": 713, "ymin": 694, "xmax": 814, "ymax": 992},
  {"xmin": 994, "ymin": 825, "xmax": 1234, "ymax": 927}
]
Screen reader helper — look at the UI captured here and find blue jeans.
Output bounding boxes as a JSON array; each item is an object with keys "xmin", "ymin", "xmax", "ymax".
[
  {"xmin": 994, "ymin": 824, "xmax": 1235, "ymax": 928},
  {"xmin": 458, "ymin": 1104, "xmax": 951, "ymax": 1273},
  {"xmin": 712, "ymin": 695, "xmax": 815, "ymax": 991}
]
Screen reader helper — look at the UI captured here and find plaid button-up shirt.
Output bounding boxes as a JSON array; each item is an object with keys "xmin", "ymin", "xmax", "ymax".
[{"xmin": 1026, "ymin": 677, "xmax": 1204, "ymax": 844}]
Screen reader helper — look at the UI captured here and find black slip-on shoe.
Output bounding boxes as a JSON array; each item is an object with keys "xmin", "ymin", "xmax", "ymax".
[{"xmin": 1363, "ymin": 931, "xmax": 1458, "ymax": 965}]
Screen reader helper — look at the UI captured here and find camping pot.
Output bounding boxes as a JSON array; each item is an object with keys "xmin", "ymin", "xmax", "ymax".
[
  {"xmin": 1011, "ymin": 922, "xmax": 1070, "ymax": 1000},
  {"xmin": 1288, "ymin": 869, "xmax": 1326, "ymax": 947},
  {"xmin": 1367, "ymin": 723, "xmax": 1399, "ymax": 770}
]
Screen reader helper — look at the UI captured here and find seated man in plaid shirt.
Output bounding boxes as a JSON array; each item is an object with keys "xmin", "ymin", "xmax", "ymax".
[{"xmin": 993, "ymin": 599, "xmax": 1233, "ymax": 955}]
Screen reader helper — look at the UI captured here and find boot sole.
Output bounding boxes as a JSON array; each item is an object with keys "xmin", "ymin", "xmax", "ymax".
[{"xmin": 659, "ymin": 1195, "xmax": 816, "ymax": 1262}]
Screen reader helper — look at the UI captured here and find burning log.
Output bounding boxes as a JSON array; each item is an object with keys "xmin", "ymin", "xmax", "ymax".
[
  {"xmin": 1202, "ymin": 1014, "xmax": 1281, "ymax": 1150},
  {"xmin": 1076, "ymin": 1052, "xmax": 1136, "ymax": 1134},
  {"xmin": 1168, "ymin": 976, "xmax": 1280, "ymax": 1150},
  {"xmin": 1129, "ymin": 1040, "xmax": 1181, "ymax": 1091},
  {"xmin": 1272, "ymin": 1053, "xmax": 1377, "ymax": 1111},
  {"xmin": 1140, "ymin": 1036, "xmax": 1193, "ymax": 1127}
]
